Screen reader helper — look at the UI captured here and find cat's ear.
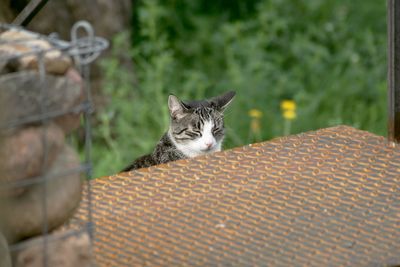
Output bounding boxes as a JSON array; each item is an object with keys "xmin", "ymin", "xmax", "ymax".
[
  {"xmin": 210, "ymin": 91, "xmax": 236, "ymax": 112},
  {"xmin": 168, "ymin": 95, "xmax": 188, "ymax": 120}
]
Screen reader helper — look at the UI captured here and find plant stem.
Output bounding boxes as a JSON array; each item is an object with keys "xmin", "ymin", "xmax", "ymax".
[{"xmin": 283, "ymin": 119, "xmax": 291, "ymax": 136}]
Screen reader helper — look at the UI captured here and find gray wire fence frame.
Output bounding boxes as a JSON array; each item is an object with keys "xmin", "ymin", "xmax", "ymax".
[{"xmin": 0, "ymin": 20, "xmax": 108, "ymax": 266}]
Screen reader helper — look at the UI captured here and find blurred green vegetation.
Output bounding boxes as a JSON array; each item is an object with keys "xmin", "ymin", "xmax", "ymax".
[{"xmin": 92, "ymin": 0, "xmax": 387, "ymax": 177}]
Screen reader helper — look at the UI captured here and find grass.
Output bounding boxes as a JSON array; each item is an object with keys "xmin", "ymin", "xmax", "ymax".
[{"xmin": 90, "ymin": 0, "xmax": 387, "ymax": 178}]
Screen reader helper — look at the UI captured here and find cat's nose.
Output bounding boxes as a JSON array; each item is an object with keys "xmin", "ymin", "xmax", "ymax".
[{"xmin": 205, "ymin": 142, "xmax": 213, "ymax": 149}]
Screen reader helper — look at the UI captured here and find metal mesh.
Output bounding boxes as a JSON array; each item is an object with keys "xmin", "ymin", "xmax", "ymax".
[
  {"xmin": 0, "ymin": 21, "xmax": 107, "ymax": 265},
  {"xmin": 70, "ymin": 125, "xmax": 400, "ymax": 266}
]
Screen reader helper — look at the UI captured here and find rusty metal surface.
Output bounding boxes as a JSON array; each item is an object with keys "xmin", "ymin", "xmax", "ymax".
[{"xmin": 69, "ymin": 126, "xmax": 400, "ymax": 266}]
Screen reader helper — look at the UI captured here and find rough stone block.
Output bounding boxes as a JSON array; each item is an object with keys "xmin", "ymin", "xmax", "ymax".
[
  {"xmin": 0, "ymin": 29, "xmax": 72, "ymax": 75},
  {"xmin": 0, "ymin": 69, "xmax": 84, "ymax": 132},
  {"xmin": 0, "ymin": 123, "xmax": 65, "ymax": 197},
  {"xmin": 14, "ymin": 230, "xmax": 91, "ymax": 267},
  {"xmin": 2, "ymin": 145, "xmax": 83, "ymax": 243}
]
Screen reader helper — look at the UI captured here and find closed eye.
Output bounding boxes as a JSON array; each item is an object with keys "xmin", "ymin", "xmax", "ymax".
[
  {"xmin": 173, "ymin": 128, "xmax": 188, "ymax": 135},
  {"xmin": 186, "ymin": 130, "xmax": 202, "ymax": 138},
  {"xmin": 212, "ymin": 127, "xmax": 223, "ymax": 135}
]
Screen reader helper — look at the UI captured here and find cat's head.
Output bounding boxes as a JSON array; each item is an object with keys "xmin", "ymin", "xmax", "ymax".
[{"xmin": 167, "ymin": 91, "xmax": 235, "ymax": 158}]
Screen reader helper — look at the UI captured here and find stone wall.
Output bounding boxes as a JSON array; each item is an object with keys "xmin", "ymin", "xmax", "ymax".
[
  {"xmin": 0, "ymin": 3, "xmax": 133, "ymax": 265},
  {"xmin": 0, "ymin": 29, "xmax": 90, "ymax": 266}
]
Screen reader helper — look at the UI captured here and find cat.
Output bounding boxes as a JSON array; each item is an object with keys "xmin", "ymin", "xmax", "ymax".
[{"xmin": 122, "ymin": 91, "xmax": 235, "ymax": 171}]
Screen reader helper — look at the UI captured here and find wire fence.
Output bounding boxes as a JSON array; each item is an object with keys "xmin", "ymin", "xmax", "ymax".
[{"xmin": 0, "ymin": 21, "xmax": 108, "ymax": 266}]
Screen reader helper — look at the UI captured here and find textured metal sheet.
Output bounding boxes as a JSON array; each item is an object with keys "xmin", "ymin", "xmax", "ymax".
[{"xmin": 69, "ymin": 126, "xmax": 400, "ymax": 266}]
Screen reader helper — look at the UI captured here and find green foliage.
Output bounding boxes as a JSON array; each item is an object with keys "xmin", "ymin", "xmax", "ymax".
[{"xmin": 93, "ymin": 0, "xmax": 387, "ymax": 177}]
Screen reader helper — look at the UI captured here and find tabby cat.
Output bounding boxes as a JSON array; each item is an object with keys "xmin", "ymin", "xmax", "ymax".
[{"xmin": 122, "ymin": 91, "xmax": 235, "ymax": 171}]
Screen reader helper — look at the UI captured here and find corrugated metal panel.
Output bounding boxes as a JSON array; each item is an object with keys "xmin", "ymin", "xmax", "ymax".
[{"xmin": 70, "ymin": 126, "xmax": 400, "ymax": 266}]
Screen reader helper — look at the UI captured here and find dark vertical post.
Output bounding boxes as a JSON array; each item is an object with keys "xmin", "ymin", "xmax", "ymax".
[
  {"xmin": 12, "ymin": 0, "xmax": 49, "ymax": 26},
  {"xmin": 388, "ymin": 0, "xmax": 400, "ymax": 142}
]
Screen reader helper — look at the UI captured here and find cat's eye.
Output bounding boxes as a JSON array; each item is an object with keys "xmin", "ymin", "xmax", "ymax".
[
  {"xmin": 212, "ymin": 127, "xmax": 222, "ymax": 135},
  {"xmin": 186, "ymin": 130, "xmax": 202, "ymax": 138},
  {"xmin": 174, "ymin": 128, "xmax": 188, "ymax": 135}
]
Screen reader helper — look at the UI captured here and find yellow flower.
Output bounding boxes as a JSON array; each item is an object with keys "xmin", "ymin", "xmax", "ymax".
[
  {"xmin": 283, "ymin": 109, "xmax": 297, "ymax": 120},
  {"xmin": 280, "ymin": 100, "xmax": 296, "ymax": 111},
  {"xmin": 248, "ymin": 109, "xmax": 263, "ymax": 119}
]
